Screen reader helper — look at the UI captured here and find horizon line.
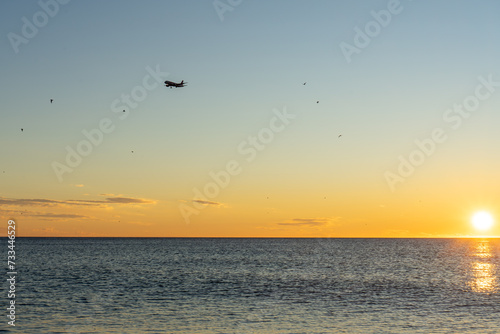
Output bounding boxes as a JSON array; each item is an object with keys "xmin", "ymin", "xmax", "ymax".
[{"xmin": 4, "ymin": 236, "xmax": 500, "ymax": 239}]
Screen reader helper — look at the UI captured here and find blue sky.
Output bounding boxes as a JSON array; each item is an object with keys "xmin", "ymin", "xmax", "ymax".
[{"xmin": 1, "ymin": 0, "xmax": 500, "ymax": 236}]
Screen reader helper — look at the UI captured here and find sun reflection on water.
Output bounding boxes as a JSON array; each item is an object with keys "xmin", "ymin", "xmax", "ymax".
[{"xmin": 470, "ymin": 240, "xmax": 496, "ymax": 293}]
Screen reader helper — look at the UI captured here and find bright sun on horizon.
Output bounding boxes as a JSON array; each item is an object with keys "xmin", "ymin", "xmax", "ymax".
[{"xmin": 471, "ymin": 211, "xmax": 494, "ymax": 232}]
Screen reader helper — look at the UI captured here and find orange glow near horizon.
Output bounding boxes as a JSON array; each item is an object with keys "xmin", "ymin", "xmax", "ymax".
[
  {"xmin": 1, "ymin": 194, "xmax": 499, "ymax": 238},
  {"xmin": 1, "ymin": 165, "xmax": 499, "ymax": 238}
]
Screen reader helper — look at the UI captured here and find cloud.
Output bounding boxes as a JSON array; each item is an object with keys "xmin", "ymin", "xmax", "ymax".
[
  {"xmin": 0, "ymin": 208, "xmax": 91, "ymax": 221},
  {"xmin": 0, "ymin": 196, "xmax": 155, "ymax": 207},
  {"xmin": 31, "ymin": 213, "xmax": 89, "ymax": 219},
  {"xmin": 192, "ymin": 199, "xmax": 224, "ymax": 207},
  {"xmin": 105, "ymin": 197, "xmax": 154, "ymax": 204},
  {"xmin": 74, "ymin": 184, "xmax": 84, "ymax": 187},
  {"xmin": 0, "ymin": 198, "xmax": 94, "ymax": 207},
  {"xmin": 278, "ymin": 217, "xmax": 341, "ymax": 227}
]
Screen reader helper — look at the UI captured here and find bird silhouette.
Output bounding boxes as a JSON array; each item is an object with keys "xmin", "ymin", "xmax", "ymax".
[
  {"xmin": 338, "ymin": 134, "xmax": 342, "ymax": 138},
  {"xmin": 316, "ymin": 101, "xmax": 319, "ymax": 103},
  {"xmin": 50, "ymin": 99, "xmax": 53, "ymax": 103},
  {"xmin": 21, "ymin": 128, "xmax": 23, "ymax": 132},
  {"xmin": 303, "ymin": 82, "xmax": 306, "ymax": 85}
]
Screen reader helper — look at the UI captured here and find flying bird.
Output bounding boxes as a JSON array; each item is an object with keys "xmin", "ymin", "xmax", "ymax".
[
  {"xmin": 21, "ymin": 128, "xmax": 23, "ymax": 132},
  {"xmin": 303, "ymin": 82, "xmax": 306, "ymax": 85},
  {"xmin": 50, "ymin": 99, "xmax": 53, "ymax": 103},
  {"xmin": 338, "ymin": 134, "xmax": 342, "ymax": 138},
  {"xmin": 316, "ymin": 101, "xmax": 319, "ymax": 104}
]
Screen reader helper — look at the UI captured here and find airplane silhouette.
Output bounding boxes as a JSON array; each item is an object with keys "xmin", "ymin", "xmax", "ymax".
[{"xmin": 164, "ymin": 80, "xmax": 186, "ymax": 88}]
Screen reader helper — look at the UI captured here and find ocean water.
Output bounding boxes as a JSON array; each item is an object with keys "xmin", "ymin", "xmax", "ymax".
[{"xmin": 4, "ymin": 238, "xmax": 500, "ymax": 333}]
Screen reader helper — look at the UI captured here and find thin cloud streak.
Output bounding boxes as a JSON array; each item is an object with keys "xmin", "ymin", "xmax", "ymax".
[
  {"xmin": 192, "ymin": 199, "xmax": 224, "ymax": 207},
  {"xmin": 0, "ymin": 196, "xmax": 156, "ymax": 207},
  {"xmin": 278, "ymin": 217, "xmax": 341, "ymax": 227}
]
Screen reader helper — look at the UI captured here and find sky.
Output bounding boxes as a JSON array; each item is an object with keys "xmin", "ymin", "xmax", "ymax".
[{"xmin": 1, "ymin": 0, "xmax": 500, "ymax": 237}]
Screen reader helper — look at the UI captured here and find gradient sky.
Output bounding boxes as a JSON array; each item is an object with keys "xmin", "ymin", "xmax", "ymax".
[{"xmin": 1, "ymin": 0, "xmax": 500, "ymax": 237}]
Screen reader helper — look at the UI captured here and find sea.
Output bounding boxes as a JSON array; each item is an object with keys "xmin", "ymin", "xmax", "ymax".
[{"xmin": 3, "ymin": 238, "xmax": 500, "ymax": 333}]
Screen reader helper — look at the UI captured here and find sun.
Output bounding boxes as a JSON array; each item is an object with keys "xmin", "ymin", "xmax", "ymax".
[{"xmin": 471, "ymin": 211, "xmax": 494, "ymax": 231}]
